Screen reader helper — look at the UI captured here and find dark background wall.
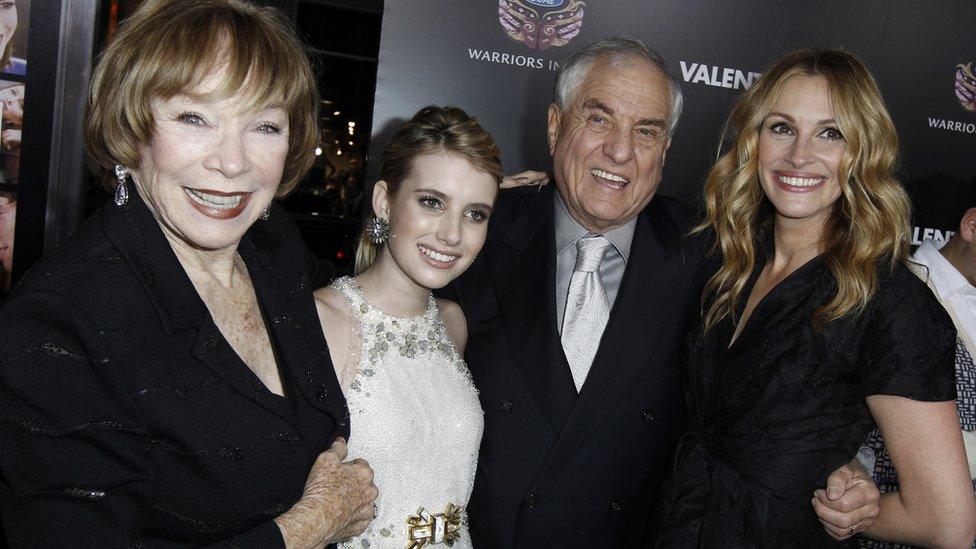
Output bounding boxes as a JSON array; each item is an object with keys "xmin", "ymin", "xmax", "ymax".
[{"xmin": 369, "ymin": 0, "xmax": 976, "ymax": 243}]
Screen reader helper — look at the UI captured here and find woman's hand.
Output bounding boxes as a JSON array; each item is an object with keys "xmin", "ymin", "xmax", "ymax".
[
  {"xmin": 501, "ymin": 170, "xmax": 549, "ymax": 189},
  {"xmin": 811, "ymin": 457, "xmax": 880, "ymax": 540},
  {"xmin": 275, "ymin": 437, "xmax": 379, "ymax": 548}
]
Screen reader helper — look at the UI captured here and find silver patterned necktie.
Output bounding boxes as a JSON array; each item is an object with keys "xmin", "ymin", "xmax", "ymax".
[{"xmin": 561, "ymin": 235, "xmax": 613, "ymax": 392}]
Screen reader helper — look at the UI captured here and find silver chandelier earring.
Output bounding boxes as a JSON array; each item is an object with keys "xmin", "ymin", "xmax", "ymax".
[
  {"xmin": 365, "ymin": 215, "xmax": 390, "ymax": 245},
  {"xmin": 260, "ymin": 207, "xmax": 271, "ymax": 221},
  {"xmin": 113, "ymin": 165, "xmax": 129, "ymax": 206}
]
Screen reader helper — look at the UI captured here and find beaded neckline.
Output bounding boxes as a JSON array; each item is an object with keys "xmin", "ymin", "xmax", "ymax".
[
  {"xmin": 329, "ymin": 276, "xmax": 474, "ymax": 394},
  {"xmin": 338, "ymin": 276, "xmax": 437, "ymax": 322}
]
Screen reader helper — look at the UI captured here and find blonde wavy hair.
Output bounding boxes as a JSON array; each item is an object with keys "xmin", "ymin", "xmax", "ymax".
[
  {"xmin": 354, "ymin": 105, "xmax": 503, "ymax": 274},
  {"xmin": 698, "ymin": 48, "xmax": 911, "ymax": 332}
]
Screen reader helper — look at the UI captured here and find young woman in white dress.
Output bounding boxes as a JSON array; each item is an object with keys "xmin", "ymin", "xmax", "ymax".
[{"xmin": 314, "ymin": 106, "xmax": 503, "ymax": 548}]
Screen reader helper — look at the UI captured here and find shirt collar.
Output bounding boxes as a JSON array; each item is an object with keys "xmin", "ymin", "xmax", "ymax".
[
  {"xmin": 553, "ymin": 189, "xmax": 636, "ymax": 263},
  {"xmin": 911, "ymin": 239, "xmax": 976, "ymax": 300}
]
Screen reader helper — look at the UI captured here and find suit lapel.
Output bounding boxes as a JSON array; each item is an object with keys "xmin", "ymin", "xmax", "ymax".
[
  {"xmin": 239, "ymin": 217, "xmax": 348, "ymax": 427},
  {"xmin": 104, "ymin": 192, "xmax": 345, "ymax": 426},
  {"xmin": 530, "ymin": 197, "xmax": 687, "ymax": 488},
  {"xmin": 490, "ymin": 187, "xmax": 577, "ymax": 432},
  {"xmin": 104, "ymin": 192, "xmax": 282, "ymax": 418}
]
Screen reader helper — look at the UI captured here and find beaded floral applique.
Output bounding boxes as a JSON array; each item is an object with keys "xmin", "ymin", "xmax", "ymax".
[{"xmin": 331, "ymin": 277, "xmax": 475, "ymax": 393}]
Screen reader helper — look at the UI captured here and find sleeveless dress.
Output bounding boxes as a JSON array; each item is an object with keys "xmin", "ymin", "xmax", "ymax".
[{"xmin": 331, "ymin": 277, "xmax": 483, "ymax": 549}]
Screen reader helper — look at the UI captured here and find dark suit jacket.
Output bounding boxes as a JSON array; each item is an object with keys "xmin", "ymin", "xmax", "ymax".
[
  {"xmin": 0, "ymin": 191, "xmax": 347, "ymax": 547},
  {"xmin": 447, "ymin": 185, "xmax": 703, "ymax": 548}
]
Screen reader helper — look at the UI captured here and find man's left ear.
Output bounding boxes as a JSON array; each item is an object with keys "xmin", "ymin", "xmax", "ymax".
[
  {"xmin": 546, "ymin": 103, "xmax": 561, "ymax": 156},
  {"xmin": 960, "ymin": 207, "xmax": 976, "ymax": 243}
]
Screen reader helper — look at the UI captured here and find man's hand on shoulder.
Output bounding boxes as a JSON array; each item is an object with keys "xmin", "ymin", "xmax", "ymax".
[{"xmin": 501, "ymin": 170, "xmax": 549, "ymax": 190}]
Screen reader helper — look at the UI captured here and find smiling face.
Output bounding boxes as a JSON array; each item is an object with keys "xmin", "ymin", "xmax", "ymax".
[
  {"xmin": 374, "ymin": 150, "xmax": 497, "ymax": 291},
  {"xmin": 758, "ymin": 74, "xmax": 845, "ymax": 231},
  {"xmin": 130, "ymin": 67, "xmax": 289, "ymax": 253},
  {"xmin": 547, "ymin": 56, "xmax": 672, "ymax": 233},
  {"xmin": 0, "ymin": 0, "xmax": 16, "ymax": 61}
]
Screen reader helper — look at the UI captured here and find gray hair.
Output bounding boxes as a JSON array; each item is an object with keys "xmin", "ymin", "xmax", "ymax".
[{"xmin": 553, "ymin": 36, "xmax": 683, "ymax": 138}]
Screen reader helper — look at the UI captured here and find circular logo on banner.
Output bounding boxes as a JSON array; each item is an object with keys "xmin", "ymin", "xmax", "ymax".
[
  {"xmin": 498, "ymin": 0, "xmax": 585, "ymax": 51},
  {"xmin": 957, "ymin": 62, "xmax": 976, "ymax": 113}
]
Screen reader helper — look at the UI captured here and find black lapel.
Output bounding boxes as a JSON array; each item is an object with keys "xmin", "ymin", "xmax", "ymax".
[
  {"xmin": 489, "ymin": 186, "xmax": 577, "ymax": 432},
  {"xmin": 238, "ymin": 215, "xmax": 348, "ymax": 427},
  {"xmin": 103, "ymin": 192, "xmax": 345, "ymax": 426},
  {"xmin": 530, "ymin": 197, "xmax": 688, "ymax": 488}
]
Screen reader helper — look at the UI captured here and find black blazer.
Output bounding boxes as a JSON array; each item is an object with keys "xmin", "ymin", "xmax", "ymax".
[
  {"xmin": 447, "ymin": 185, "xmax": 703, "ymax": 548},
  {"xmin": 0, "ymin": 191, "xmax": 347, "ymax": 547}
]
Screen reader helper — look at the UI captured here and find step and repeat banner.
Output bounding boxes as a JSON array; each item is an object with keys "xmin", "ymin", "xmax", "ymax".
[{"xmin": 368, "ymin": 1, "xmax": 976, "ymax": 242}]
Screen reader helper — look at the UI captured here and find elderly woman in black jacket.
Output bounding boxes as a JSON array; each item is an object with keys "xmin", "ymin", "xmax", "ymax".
[{"xmin": 0, "ymin": 0, "xmax": 377, "ymax": 546}]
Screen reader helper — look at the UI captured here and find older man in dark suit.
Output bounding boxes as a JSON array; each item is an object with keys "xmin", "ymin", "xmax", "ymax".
[{"xmin": 447, "ymin": 37, "xmax": 878, "ymax": 548}]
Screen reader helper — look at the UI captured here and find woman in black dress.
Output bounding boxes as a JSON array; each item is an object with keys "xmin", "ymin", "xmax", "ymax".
[
  {"xmin": 0, "ymin": 0, "xmax": 377, "ymax": 546},
  {"xmin": 655, "ymin": 49, "xmax": 976, "ymax": 548}
]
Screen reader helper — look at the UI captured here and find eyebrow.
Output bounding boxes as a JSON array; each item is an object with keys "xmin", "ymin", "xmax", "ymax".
[
  {"xmin": 168, "ymin": 94, "xmax": 285, "ymax": 113},
  {"xmin": 415, "ymin": 188, "xmax": 446, "ymax": 199},
  {"xmin": 582, "ymin": 98, "xmax": 614, "ymax": 116},
  {"xmin": 767, "ymin": 111, "xmax": 837, "ymax": 125},
  {"xmin": 414, "ymin": 188, "xmax": 494, "ymax": 213},
  {"xmin": 582, "ymin": 98, "xmax": 667, "ymax": 128}
]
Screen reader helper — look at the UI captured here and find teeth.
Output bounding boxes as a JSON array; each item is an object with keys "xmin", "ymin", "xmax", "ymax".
[
  {"xmin": 419, "ymin": 244, "xmax": 459, "ymax": 263},
  {"xmin": 185, "ymin": 188, "xmax": 244, "ymax": 209},
  {"xmin": 591, "ymin": 169, "xmax": 629, "ymax": 184},
  {"xmin": 779, "ymin": 175, "xmax": 823, "ymax": 187}
]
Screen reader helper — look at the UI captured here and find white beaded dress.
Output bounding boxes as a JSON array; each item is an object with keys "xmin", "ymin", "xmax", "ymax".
[{"xmin": 331, "ymin": 277, "xmax": 483, "ymax": 549}]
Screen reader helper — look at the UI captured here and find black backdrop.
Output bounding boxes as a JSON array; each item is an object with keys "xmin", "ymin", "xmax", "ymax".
[{"xmin": 368, "ymin": 0, "xmax": 976, "ymax": 243}]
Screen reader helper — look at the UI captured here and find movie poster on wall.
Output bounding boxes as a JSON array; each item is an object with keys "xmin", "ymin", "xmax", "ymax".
[
  {"xmin": 0, "ymin": 188, "xmax": 15, "ymax": 292},
  {"xmin": 0, "ymin": 0, "xmax": 28, "ymax": 76},
  {"xmin": 0, "ymin": 79, "xmax": 22, "ymax": 184},
  {"xmin": 370, "ymin": 0, "xmax": 976, "ymax": 237}
]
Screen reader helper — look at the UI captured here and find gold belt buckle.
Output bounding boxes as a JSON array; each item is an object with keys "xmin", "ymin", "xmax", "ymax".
[{"xmin": 406, "ymin": 503, "xmax": 463, "ymax": 548}]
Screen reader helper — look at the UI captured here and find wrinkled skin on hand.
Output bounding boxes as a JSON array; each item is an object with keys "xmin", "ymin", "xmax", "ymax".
[{"xmin": 275, "ymin": 437, "xmax": 379, "ymax": 548}]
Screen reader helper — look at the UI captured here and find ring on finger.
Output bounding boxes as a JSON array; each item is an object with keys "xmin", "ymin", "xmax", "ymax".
[{"xmin": 848, "ymin": 524, "xmax": 856, "ymax": 536}]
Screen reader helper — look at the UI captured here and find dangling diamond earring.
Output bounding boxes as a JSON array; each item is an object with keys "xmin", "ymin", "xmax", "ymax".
[
  {"xmin": 260, "ymin": 208, "xmax": 271, "ymax": 221},
  {"xmin": 113, "ymin": 165, "xmax": 129, "ymax": 206},
  {"xmin": 365, "ymin": 215, "xmax": 390, "ymax": 245}
]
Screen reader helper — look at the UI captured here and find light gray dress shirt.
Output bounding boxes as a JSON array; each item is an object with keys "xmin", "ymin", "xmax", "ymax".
[{"xmin": 554, "ymin": 191, "xmax": 637, "ymax": 333}]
